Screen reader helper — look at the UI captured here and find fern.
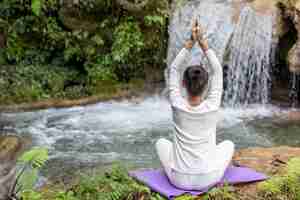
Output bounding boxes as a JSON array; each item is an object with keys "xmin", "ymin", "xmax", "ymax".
[
  {"xmin": 9, "ymin": 147, "xmax": 49, "ymax": 199},
  {"xmin": 55, "ymin": 191, "xmax": 79, "ymax": 200},
  {"xmin": 150, "ymin": 193, "xmax": 167, "ymax": 200},
  {"xmin": 21, "ymin": 190, "xmax": 42, "ymax": 200},
  {"xmin": 174, "ymin": 194, "xmax": 194, "ymax": 200},
  {"xmin": 258, "ymin": 158, "xmax": 300, "ymax": 200},
  {"xmin": 203, "ymin": 184, "xmax": 237, "ymax": 200},
  {"xmin": 97, "ymin": 182, "xmax": 131, "ymax": 200},
  {"xmin": 18, "ymin": 147, "xmax": 48, "ymax": 169}
]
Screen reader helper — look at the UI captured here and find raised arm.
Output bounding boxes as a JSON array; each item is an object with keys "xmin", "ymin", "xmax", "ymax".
[
  {"xmin": 168, "ymin": 20, "xmax": 199, "ymax": 109},
  {"xmin": 168, "ymin": 41, "xmax": 193, "ymax": 108},
  {"xmin": 204, "ymin": 49, "xmax": 223, "ymax": 107},
  {"xmin": 199, "ymin": 36, "xmax": 223, "ymax": 109}
]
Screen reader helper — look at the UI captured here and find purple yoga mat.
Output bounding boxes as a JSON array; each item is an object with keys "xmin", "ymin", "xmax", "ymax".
[{"xmin": 129, "ymin": 166, "xmax": 267, "ymax": 199}]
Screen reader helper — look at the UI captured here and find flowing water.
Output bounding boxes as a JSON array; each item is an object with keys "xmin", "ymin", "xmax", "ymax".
[
  {"xmin": 1, "ymin": 96, "xmax": 300, "ymax": 179},
  {"xmin": 224, "ymin": 6, "xmax": 276, "ymax": 106},
  {"xmin": 168, "ymin": 0, "xmax": 276, "ymax": 106},
  {"xmin": 167, "ymin": 0, "xmax": 235, "ymax": 67},
  {"xmin": 289, "ymin": 73, "xmax": 300, "ymax": 107}
]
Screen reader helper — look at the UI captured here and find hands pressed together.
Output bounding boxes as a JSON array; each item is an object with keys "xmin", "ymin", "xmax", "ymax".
[{"xmin": 184, "ymin": 19, "xmax": 209, "ymax": 52}]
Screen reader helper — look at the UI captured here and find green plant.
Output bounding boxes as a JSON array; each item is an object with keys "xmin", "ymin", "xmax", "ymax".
[
  {"xmin": 203, "ymin": 183, "xmax": 237, "ymax": 200},
  {"xmin": 150, "ymin": 193, "xmax": 167, "ymax": 200},
  {"xmin": 174, "ymin": 194, "xmax": 195, "ymax": 200},
  {"xmin": 0, "ymin": 0, "xmax": 169, "ymax": 104},
  {"xmin": 72, "ymin": 164, "xmax": 152, "ymax": 200},
  {"xmin": 144, "ymin": 15, "xmax": 165, "ymax": 27},
  {"xmin": 31, "ymin": 0, "xmax": 43, "ymax": 16},
  {"xmin": 112, "ymin": 19, "xmax": 144, "ymax": 63},
  {"xmin": 8, "ymin": 164, "xmax": 169, "ymax": 200},
  {"xmin": 8, "ymin": 148, "xmax": 49, "ymax": 200},
  {"xmin": 85, "ymin": 55, "xmax": 117, "ymax": 84},
  {"xmin": 21, "ymin": 190, "xmax": 43, "ymax": 200},
  {"xmin": 55, "ymin": 191, "xmax": 79, "ymax": 200},
  {"xmin": 258, "ymin": 158, "xmax": 300, "ymax": 200}
]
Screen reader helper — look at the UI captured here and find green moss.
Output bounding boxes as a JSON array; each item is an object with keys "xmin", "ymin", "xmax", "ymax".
[{"xmin": 258, "ymin": 158, "xmax": 300, "ymax": 200}]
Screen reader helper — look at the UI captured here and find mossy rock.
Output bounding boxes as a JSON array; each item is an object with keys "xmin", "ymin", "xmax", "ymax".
[
  {"xmin": 58, "ymin": 7, "xmax": 98, "ymax": 31},
  {"xmin": 0, "ymin": 135, "xmax": 24, "ymax": 161}
]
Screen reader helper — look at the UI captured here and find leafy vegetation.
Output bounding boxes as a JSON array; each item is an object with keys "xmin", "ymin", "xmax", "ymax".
[
  {"xmin": 202, "ymin": 184, "xmax": 238, "ymax": 200},
  {"xmin": 12, "ymin": 154, "xmax": 300, "ymax": 200},
  {"xmin": 7, "ymin": 147, "xmax": 49, "ymax": 200},
  {"xmin": 19, "ymin": 164, "xmax": 168, "ymax": 200},
  {"xmin": 0, "ymin": 0, "xmax": 168, "ymax": 105},
  {"xmin": 13, "ymin": 161, "xmax": 243, "ymax": 200},
  {"xmin": 258, "ymin": 157, "xmax": 300, "ymax": 200}
]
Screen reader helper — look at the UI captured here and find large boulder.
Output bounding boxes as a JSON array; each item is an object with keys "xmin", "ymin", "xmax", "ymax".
[
  {"xmin": 288, "ymin": 7, "xmax": 300, "ymax": 73},
  {"xmin": 246, "ymin": 0, "xmax": 300, "ymax": 74},
  {"xmin": 277, "ymin": 0, "xmax": 300, "ymax": 73}
]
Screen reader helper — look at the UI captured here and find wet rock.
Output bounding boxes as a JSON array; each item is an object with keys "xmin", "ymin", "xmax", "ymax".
[
  {"xmin": 0, "ymin": 136, "xmax": 24, "ymax": 200},
  {"xmin": 280, "ymin": 0, "xmax": 300, "ymax": 73},
  {"xmin": 287, "ymin": 5, "xmax": 300, "ymax": 73},
  {"xmin": 233, "ymin": 146, "xmax": 300, "ymax": 198}
]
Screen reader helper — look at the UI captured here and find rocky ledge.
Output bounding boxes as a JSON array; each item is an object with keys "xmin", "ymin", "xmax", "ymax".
[{"xmin": 232, "ymin": 146, "xmax": 300, "ymax": 199}]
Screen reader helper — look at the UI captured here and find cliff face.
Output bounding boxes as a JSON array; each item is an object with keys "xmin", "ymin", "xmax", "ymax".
[{"xmin": 236, "ymin": 0, "xmax": 300, "ymax": 73}]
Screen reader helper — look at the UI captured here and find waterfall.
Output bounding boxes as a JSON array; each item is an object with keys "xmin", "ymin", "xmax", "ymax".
[
  {"xmin": 167, "ymin": 1, "xmax": 236, "ymax": 67},
  {"xmin": 167, "ymin": 1, "xmax": 277, "ymax": 106},
  {"xmin": 166, "ymin": 0, "xmax": 236, "ymax": 96},
  {"xmin": 224, "ymin": 6, "xmax": 276, "ymax": 106},
  {"xmin": 289, "ymin": 72, "xmax": 300, "ymax": 107}
]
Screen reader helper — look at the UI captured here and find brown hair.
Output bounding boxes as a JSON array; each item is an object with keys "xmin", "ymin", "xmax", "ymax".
[{"xmin": 183, "ymin": 65, "xmax": 208, "ymax": 97}]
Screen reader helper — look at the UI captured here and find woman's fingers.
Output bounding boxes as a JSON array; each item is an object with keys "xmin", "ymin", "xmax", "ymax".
[
  {"xmin": 192, "ymin": 19, "xmax": 198, "ymax": 28},
  {"xmin": 197, "ymin": 25, "xmax": 206, "ymax": 40}
]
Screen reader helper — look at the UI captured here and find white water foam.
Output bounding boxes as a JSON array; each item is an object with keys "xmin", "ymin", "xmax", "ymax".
[
  {"xmin": 2, "ymin": 96, "xmax": 286, "ymax": 166},
  {"xmin": 224, "ymin": 5, "xmax": 276, "ymax": 106}
]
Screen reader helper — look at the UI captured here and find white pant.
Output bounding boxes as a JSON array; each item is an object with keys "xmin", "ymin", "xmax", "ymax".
[{"xmin": 155, "ymin": 138, "xmax": 234, "ymax": 190}]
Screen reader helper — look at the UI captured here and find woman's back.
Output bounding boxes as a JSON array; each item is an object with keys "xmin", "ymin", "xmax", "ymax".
[{"xmin": 172, "ymin": 106, "xmax": 220, "ymax": 173}]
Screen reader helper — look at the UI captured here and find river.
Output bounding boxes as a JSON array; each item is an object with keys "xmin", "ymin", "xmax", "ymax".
[{"xmin": 1, "ymin": 96, "xmax": 299, "ymax": 179}]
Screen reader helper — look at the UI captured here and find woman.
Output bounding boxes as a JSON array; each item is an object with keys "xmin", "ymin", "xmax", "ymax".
[{"xmin": 156, "ymin": 20, "xmax": 234, "ymax": 190}]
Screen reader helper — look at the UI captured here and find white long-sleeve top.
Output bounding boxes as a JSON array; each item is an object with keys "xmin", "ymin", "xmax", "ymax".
[{"xmin": 168, "ymin": 47, "xmax": 223, "ymax": 174}]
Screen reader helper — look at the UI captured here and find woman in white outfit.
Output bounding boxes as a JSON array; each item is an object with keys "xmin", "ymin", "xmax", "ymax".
[{"xmin": 156, "ymin": 20, "xmax": 234, "ymax": 190}]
